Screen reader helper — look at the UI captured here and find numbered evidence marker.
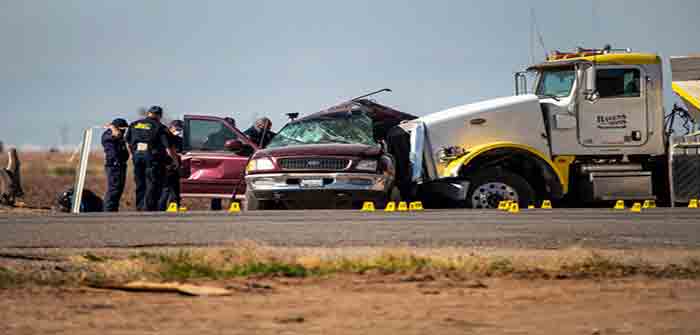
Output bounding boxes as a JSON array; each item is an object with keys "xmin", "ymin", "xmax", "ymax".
[
  {"xmin": 361, "ymin": 202, "xmax": 376, "ymax": 212},
  {"xmin": 614, "ymin": 200, "xmax": 625, "ymax": 210},
  {"xmin": 228, "ymin": 202, "xmax": 241, "ymax": 213},
  {"xmin": 384, "ymin": 201, "xmax": 396, "ymax": 212}
]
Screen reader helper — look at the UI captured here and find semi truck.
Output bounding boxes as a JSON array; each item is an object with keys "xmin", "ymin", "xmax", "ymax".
[{"xmin": 399, "ymin": 47, "xmax": 700, "ymax": 208}]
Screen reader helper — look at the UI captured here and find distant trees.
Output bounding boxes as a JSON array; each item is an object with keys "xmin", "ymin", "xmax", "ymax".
[{"xmin": 0, "ymin": 141, "xmax": 4, "ymax": 153}]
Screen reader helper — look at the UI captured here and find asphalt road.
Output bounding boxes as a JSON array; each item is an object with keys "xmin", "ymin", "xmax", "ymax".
[{"xmin": 0, "ymin": 208, "xmax": 699, "ymax": 249}]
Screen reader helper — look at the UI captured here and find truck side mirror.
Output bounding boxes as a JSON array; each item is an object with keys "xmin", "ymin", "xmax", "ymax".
[
  {"xmin": 584, "ymin": 65, "xmax": 599, "ymax": 103},
  {"xmin": 514, "ymin": 72, "xmax": 528, "ymax": 95}
]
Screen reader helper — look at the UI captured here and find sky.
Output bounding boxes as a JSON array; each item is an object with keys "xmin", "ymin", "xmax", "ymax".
[{"xmin": 1, "ymin": 0, "xmax": 699, "ymax": 148}]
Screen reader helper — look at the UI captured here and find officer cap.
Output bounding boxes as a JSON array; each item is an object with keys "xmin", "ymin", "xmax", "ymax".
[
  {"xmin": 148, "ymin": 105, "xmax": 163, "ymax": 116},
  {"xmin": 111, "ymin": 118, "xmax": 129, "ymax": 128},
  {"xmin": 169, "ymin": 120, "xmax": 184, "ymax": 130}
]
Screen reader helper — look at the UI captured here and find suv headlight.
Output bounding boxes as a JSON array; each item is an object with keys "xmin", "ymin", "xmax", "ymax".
[
  {"xmin": 246, "ymin": 157, "xmax": 275, "ymax": 172},
  {"xmin": 356, "ymin": 159, "xmax": 378, "ymax": 172}
]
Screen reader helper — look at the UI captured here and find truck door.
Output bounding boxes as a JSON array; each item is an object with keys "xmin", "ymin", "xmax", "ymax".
[
  {"xmin": 578, "ymin": 66, "xmax": 648, "ymax": 147},
  {"xmin": 180, "ymin": 116, "xmax": 255, "ymax": 199}
]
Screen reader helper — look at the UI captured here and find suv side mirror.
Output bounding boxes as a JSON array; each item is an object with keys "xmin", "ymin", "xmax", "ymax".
[
  {"xmin": 584, "ymin": 64, "xmax": 599, "ymax": 103},
  {"xmin": 224, "ymin": 139, "xmax": 244, "ymax": 152},
  {"xmin": 225, "ymin": 139, "xmax": 254, "ymax": 156}
]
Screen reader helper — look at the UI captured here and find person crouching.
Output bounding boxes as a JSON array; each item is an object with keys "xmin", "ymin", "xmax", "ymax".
[{"xmin": 159, "ymin": 120, "xmax": 184, "ymax": 210}]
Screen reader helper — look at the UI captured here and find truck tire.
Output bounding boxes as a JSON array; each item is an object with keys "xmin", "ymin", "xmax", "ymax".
[{"xmin": 466, "ymin": 170, "xmax": 535, "ymax": 209}]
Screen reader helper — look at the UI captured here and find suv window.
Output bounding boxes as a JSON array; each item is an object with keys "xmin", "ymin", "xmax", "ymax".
[
  {"xmin": 187, "ymin": 119, "xmax": 238, "ymax": 151},
  {"xmin": 597, "ymin": 68, "xmax": 640, "ymax": 98}
]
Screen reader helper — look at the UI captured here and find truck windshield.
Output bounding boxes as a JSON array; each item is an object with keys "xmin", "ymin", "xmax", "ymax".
[
  {"xmin": 267, "ymin": 112, "xmax": 377, "ymax": 148},
  {"xmin": 537, "ymin": 68, "xmax": 575, "ymax": 98}
]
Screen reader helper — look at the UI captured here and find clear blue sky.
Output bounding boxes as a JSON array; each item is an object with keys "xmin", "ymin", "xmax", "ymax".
[{"xmin": 1, "ymin": 0, "xmax": 698, "ymax": 147}]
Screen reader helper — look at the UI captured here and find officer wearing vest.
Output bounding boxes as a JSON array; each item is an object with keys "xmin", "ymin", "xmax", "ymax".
[
  {"xmin": 125, "ymin": 106, "xmax": 178, "ymax": 211},
  {"xmin": 102, "ymin": 118, "xmax": 130, "ymax": 211}
]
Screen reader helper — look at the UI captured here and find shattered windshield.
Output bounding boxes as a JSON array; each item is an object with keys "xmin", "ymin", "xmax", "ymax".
[
  {"xmin": 537, "ymin": 68, "xmax": 575, "ymax": 98},
  {"xmin": 267, "ymin": 112, "xmax": 377, "ymax": 148}
]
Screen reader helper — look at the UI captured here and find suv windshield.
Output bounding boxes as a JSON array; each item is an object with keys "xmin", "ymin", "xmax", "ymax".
[
  {"xmin": 537, "ymin": 68, "xmax": 575, "ymax": 98},
  {"xmin": 267, "ymin": 112, "xmax": 377, "ymax": 148}
]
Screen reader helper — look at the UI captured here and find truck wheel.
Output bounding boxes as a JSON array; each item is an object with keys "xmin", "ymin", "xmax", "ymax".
[
  {"xmin": 466, "ymin": 170, "xmax": 535, "ymax": 209},
  {"xmin": 244, "ymin": 190, "xmax": 266, "ymax": 211}
]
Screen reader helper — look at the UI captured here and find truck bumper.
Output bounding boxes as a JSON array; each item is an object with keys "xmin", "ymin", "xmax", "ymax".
[{"xmin": 245, "ymin": 172, "xmax": 391, "ymax": 208}]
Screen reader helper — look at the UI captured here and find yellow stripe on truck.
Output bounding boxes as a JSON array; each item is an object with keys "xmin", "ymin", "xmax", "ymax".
[{"xmin": 444, "ymin": 142, "xmax": 568, "ymax": 194}]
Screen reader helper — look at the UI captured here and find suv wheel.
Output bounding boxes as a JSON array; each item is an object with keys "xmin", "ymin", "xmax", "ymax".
[{"xmin": 466, "ymin": 170, "xmax": 535, "ymax": 209}]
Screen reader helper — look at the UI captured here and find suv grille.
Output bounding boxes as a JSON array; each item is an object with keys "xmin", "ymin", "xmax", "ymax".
[{"xmin": 278, "ymin": 158, "xmax": 350, "ymax": 171}]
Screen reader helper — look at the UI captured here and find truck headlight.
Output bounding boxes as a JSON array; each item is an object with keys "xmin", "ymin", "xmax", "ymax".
[
  {"xmin": 246, "ymin": 157, "xmax": 275, "ymax": 172},
  {"xmin": 356, "ymin": 160, "xmax": 378, "ymax": 172}
]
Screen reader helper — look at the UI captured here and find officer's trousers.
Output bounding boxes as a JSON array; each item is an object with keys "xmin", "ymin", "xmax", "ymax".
[
  {"xmin": 158, "ymin": 167, "xmax": 180, "ymax": 210},
  {"xmin": 104, "ymin": 164, "xmax": 127, "ymax": 212},
  {"xmin": 132, "ymin": 154, "xmax": 163, "ymax": 211}
]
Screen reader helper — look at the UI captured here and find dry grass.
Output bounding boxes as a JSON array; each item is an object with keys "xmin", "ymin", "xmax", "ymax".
[{"xmin": 2, "ymin": 245, "xmax": 699, "ymax": 287}]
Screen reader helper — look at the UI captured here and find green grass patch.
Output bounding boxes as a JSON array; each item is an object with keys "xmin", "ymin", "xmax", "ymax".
[{"xmin": 0, "ymin": 267, "xmax": 21, "ymax": 288}]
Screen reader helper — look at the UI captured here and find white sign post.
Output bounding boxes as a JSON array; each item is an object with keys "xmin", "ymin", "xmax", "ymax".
[{"xmin": 71, "ymin": 128, "xmax": 94, "ymax": 214}]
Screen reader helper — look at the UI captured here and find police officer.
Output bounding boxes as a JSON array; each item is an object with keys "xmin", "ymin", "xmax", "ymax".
[
  {"xmin": 102, "ymin": 118, "xmax": 130, "ymax": 211},
  {"xmin": 125, "ymin": 106, "xmax": 178, "ymax": 211},
  {"xmin": 244, "ymin": 117, "xmax": 275, "ymax": 148},
  {"xmin": 158, "ymin": 120, "xmax": 184, "ymax": 210}
]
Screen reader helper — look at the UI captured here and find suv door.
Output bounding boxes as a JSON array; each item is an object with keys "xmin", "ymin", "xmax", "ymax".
[
  {"xmin": 180, "ymin": 116, "xmax": 257, "ymax": 200},
  {"xmin": 578, "ymin": 66, "xmax": 649, "ymax": 147}
]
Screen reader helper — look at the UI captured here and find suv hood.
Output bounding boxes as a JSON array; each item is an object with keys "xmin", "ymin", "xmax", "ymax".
[{"xmin": 254, "ymin": 143, "xmax": 382, "ymax": 159}]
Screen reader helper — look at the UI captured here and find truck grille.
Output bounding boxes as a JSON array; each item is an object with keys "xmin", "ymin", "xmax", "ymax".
[{"xmin": 278, "ymin": 158, "xmax": 350, "ymax": 171}]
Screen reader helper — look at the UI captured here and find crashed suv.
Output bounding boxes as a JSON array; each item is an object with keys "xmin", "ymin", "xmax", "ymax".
[{"xmin": 244, "ymin": 99, "xmax": 416, "ymax": 210}]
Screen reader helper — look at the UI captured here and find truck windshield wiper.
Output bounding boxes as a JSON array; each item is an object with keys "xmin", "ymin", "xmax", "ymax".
[{"xmin": 537, "ymin": 94, "xmax": 561, "ymax": 101}]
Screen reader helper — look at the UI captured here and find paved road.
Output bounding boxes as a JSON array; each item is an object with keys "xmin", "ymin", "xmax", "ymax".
[{"xmin": 0, "ymin": 208, "xmax": 699, "ymax": 249}]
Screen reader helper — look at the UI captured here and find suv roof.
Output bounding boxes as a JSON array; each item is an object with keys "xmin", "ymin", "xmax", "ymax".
[{"xmin": 295, "ymin": 99, "xmax": 417, "ymax": 124}]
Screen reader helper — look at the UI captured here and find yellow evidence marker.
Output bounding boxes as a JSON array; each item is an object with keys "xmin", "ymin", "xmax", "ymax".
[
  {"xmin": 397, "ymin": 201, "xmax": 408, "ymax": 211},
  {"xmin": 361, "ymin": 201, "xmax": 376, "ymax": 212},
  {"xmin": 178, "ymin": 206, "xmax": 188, "ymax": 212},
  {"xmin": 630, "ymin": 202, "xmax": 642, "ymax": 213},
  {"xmin": 228, "ymin": 202, "xmax": 241, "ymax": 213},
  {"xmin": 689, "ymin": 199, "xmax": 699, "ymax": 209},
  {"xmin": 508, "ymin": 202, "xmax": 520, "ymax": 214},
  {"xmin": 541, "ymin": 200, "xmax": 552, "ymax": 209},
  {"xmin": 409, "ymin": 201, "xmax": 424, "ymax": 211},
  {"xmin": 498, "ymin": 200, "xmax": 512, "ymax": 211},
  {"xmin": 166, "ymin": 202, "xmax": 178, "ymax": 213},
  {"xmin": 642, "ymin": 200, "xmax": 654, "ymax": 209},
  {"xmin": 528, "ymin": 205, "xmax": 535, "ymax": 209},
  {"xmin": 614, "ymin": 200, "xmax": 625, "ymax": 210},
  {"xmin": 384, "ymin": 201, "xmax": 396, "ymax": 212}
]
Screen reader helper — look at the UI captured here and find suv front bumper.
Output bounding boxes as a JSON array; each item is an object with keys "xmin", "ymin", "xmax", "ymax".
[{"xmin": 245, "ymin": 172, "xmax": 391, "ymax": 205}]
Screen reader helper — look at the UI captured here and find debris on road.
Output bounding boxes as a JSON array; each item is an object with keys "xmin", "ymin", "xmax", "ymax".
[{"xmin": 93, "ymin": 281, "xmax": 232, "ymax": 296}]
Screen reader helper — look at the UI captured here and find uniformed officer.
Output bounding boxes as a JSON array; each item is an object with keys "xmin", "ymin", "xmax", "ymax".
[
  {"xmin": 244, "ymin": 117, "xmax": 275, "ymax": 148},
  {"xmin": 125, "ymin": 106, "xmax": 178, "ymax": 211},
  {"xmin": 158, "ymin": 120, "xmax": 184, "ymax": 210},
  {"xmin": 102, "ymin": 118, "xmax": 130, "ymax": 211}
]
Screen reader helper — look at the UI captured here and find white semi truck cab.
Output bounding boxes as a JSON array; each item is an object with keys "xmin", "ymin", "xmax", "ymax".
[{"xmin": 407, "ymin": 47, "xmax": 700, "ymax": 208}]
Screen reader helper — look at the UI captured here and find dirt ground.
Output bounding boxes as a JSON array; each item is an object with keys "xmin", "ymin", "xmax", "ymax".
[{"xmin": 0, "ymin": 277, "xmax": 697, "ymax": 335}]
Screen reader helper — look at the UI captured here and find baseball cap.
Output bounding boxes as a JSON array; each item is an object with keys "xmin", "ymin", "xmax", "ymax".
[
  {"xmin": 169, "ymin": 120, "xmax": 184, "ymax": 129},
  {"xmin": 148, "ymin": 105, "xmax": 163, "ymax": 115},
  {"xmin": 111, "ymin": 118, "xmax": 129, "ymax": 128}
]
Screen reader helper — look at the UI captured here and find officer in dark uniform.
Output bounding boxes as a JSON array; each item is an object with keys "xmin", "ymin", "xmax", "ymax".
[
  {"xmin": 158, "ymin": 120, "xmax": 184, "ymax": 210},
  {"xmin": 125, "ymin": 106, "xmax": 178, "ymax": 211},
  {"xmin": 244, "ymin": 117, "xmax": 275, "ymax": 148},
  {"xmin": 102, "ymin": 118, "xmax": 130, "ymax": 212}
]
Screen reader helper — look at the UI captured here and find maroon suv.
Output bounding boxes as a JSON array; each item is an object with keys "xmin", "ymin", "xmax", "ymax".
[{"xmin": 244, "ymin": 99, "xmax": 416, "ymax": 210}]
